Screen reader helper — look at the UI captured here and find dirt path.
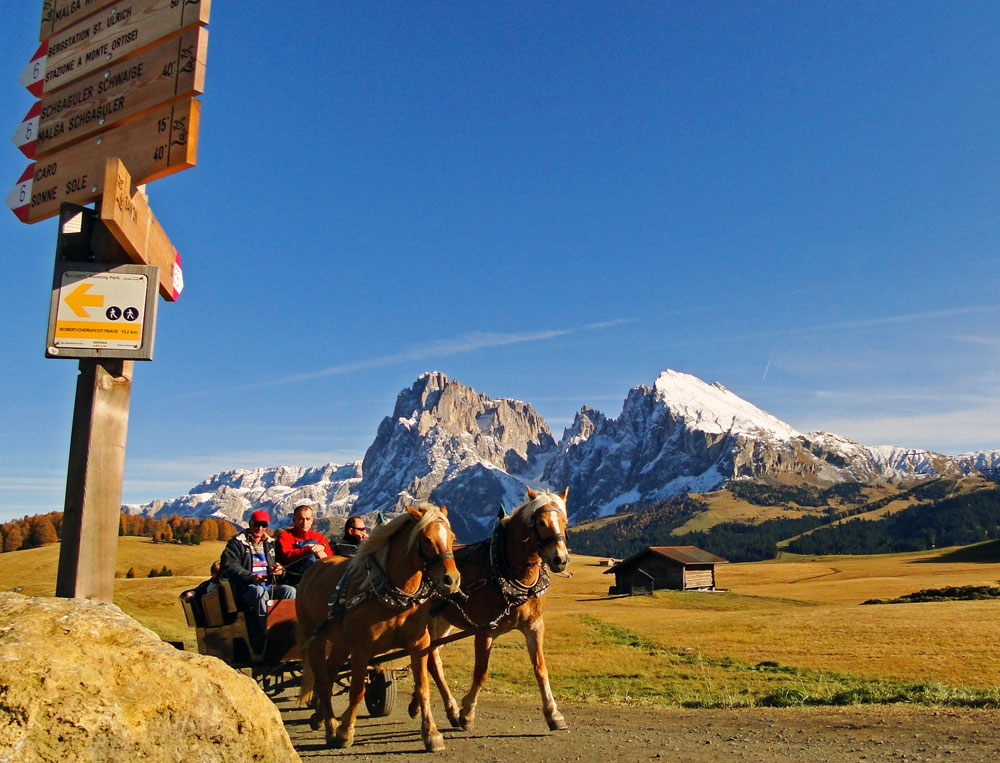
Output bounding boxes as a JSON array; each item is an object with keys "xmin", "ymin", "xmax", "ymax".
[{"xmin": 277, "ymin": 691, "xmax": 1000, "ymax": 762}]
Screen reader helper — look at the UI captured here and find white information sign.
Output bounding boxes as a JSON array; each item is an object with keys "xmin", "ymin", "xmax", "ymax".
[
  {"xmin": 46, "ymin": 262, "xmax": 159, "ymax": 359},
  {"xmin": 54, "ymin": 269, "xmax": 148, "ymax": 350}
]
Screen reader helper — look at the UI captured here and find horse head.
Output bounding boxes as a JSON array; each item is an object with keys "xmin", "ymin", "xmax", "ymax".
[
  {"xmin": 404, "ymin": 503, "xmax": 461, "ymax": 596},
  {"xmin": 524, "ymin": 487, "xmax": 571, "ymax": 573}
]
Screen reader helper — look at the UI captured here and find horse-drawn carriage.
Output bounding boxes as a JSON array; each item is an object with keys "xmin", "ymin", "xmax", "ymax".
[
  {"xmin": 181, "ymin": 488, "xmax": 571, "ymax": 753},
  {"xmin": 179, "ymin": 576, "xmax": 406, "ymax": 715}
]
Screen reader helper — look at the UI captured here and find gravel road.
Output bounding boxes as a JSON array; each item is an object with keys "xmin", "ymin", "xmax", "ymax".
[{"xmin": 277, "ymin": 691, "xmax": 1000, "ymax": 762}]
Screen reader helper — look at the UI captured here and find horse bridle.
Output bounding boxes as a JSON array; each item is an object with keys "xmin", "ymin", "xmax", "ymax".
[
  {"xmin": 416, "ymin": 517, "xmax": 456, "ymax": 572},
  {"xmin": 529, "ymin": 503, "xmax": 567, "ymax": 551}
]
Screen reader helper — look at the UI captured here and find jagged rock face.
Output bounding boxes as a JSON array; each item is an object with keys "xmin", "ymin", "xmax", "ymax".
[
  {"xmin": 0, "ymin": 592, "xmax": 299, "ymax": 763},
  {"xmin": 544, "ymin": 370, "xmax": 971, "ymax": 520},
  {"xmin": 353, "ymin": 372, "xmax": 555, "ymax": 536},
  {"xmin": 124, "ymin": 368, "xmax": 991, "ymax": 534},
  {"xmin": 954, "ymin": 449, "xmax": 1000, "ymax": 478}
]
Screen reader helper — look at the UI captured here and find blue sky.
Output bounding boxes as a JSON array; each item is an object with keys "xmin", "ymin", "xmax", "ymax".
[{"xmin": 2, "ymin": 1, "xmax": 999, "ymax": 523}]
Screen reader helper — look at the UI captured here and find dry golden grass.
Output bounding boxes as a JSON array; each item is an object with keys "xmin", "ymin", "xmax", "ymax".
[{"xmin": 3, "ymin": 537, "xmax": 1000, "ymax": 705}]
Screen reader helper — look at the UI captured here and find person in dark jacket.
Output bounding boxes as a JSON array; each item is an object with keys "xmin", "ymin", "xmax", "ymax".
[
  {"xmin": 220, "ymin": 509, "xmax": 295, "ymax": 653},
  {"xmin": 333, "ymin": 515, "xmax": 369, "ymax": 556}
]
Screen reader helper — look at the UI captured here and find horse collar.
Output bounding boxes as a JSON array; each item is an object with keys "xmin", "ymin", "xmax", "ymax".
[{"xmin": 490, "ymin": 522, "xmax": 550, "ymax": 602}]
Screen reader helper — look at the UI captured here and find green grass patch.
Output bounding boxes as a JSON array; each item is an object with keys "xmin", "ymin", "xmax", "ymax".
[{"xmin": 564, "ymin": 614, "xmax": 1000, "ymax": 709}]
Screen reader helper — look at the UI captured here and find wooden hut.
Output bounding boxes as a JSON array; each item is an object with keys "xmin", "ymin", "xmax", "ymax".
[{"xmin": 605, "ymin": 545, "xmax": 727, "ymax": 595}]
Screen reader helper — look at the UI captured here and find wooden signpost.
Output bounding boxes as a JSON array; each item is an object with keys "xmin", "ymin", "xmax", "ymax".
[
  {"xmin": 21, "ymin": 0, "xmax": 211, "ymax": 97},
  {"xmin": 11, "ymin": 0, "xmax": 210, "ymax": 601},
  {"xmin": 99, "ymin": 158, "xmax": 183, "ymax": 300},
  {"xmin": 14, "ymin": 27, "xmax": 208, "ymax": 159},
  {"xmin": 8, "ymin": 97, "xmax": 200, "ymax": 224},
  {"xmin": 39, "ymin": 0, "xmax": 120, "ymax": 42}
]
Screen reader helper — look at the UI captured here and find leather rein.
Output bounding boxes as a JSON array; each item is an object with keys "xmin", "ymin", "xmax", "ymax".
[{"xmin": 436, "ymin": 502, "xmax": 566, "ymax": 631}]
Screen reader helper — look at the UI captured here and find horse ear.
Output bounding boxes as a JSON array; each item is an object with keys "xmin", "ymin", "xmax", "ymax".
[
  {"xmin": 404, "ymin": 505, "xmax": 421, "ymax": 519},
  {"xmin": 559, "ymin": 486, "xmax": 569, "ymax": 501},
  {"xmin": 439, "ymin": 505, "xmax": 448, "ymax": 516},
  {"xmin": 526, "ymin": 487, "xmax": 539, "ymax": 500}
]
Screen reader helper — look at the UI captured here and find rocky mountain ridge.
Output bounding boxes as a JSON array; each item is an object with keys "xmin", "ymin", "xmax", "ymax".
[{"xmin": 124, "ymin": 369, "xmax": 999, "ymax": 541}]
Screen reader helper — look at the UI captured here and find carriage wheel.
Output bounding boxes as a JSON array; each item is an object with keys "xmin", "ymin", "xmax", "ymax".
[{"xmin": 364, "ymin": 670, "xmax": 397, "ymax": 717}]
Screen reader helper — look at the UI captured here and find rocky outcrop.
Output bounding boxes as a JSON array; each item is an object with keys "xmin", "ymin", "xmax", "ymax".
[
  {"xmin": 351, "ymin": 372, "xmax": 555, "ymax": 534},
  {"xmin": 0, "ymin": 592, "xmax": 299, "ymax": 763},
  {"xmin": 544, "ymin": 370, "xmax": 970, "ymax": 520}
]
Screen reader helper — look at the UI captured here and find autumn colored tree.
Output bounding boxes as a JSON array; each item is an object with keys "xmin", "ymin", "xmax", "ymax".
[
  {"xmin": 4, "ymin": 523, "xmax": 23, "ymax": 552},
  {"xmin": 48, "ymin": 512, "xmax": 63, "ymax": 539},
  {"xmin": 217, "ymin": 519, "xmax": 237, "ymax": 541},
  {"xmin": 199, "ymin": 518, "xmax": 219, "ymax": 542},
  {"xmin": 27, "ymin": 516, "xmax": 58, "ymax": 547}
]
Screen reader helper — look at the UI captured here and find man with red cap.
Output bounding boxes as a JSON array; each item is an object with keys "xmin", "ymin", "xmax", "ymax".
[{"xmin": 220, "ymin": 509, "xmax": 295, "ymax": 654}]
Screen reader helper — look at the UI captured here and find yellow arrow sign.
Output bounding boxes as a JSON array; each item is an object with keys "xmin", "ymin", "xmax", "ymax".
[{"xmin": 64, "ymin": 283, "xmax": 104, "ymax": 317}]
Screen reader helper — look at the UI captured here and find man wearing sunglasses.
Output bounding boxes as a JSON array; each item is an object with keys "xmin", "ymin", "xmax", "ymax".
[{"xmin": 220, "ymin": 509, "xmax": 295, "ymax": 654}]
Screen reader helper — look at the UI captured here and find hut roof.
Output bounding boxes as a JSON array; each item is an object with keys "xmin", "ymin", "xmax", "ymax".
[{"xmin": 604, "ymin": 545, "xmax": 728, "ymax": 574}]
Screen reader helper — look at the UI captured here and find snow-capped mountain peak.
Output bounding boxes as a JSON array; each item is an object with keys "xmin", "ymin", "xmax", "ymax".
[{"xmin": 652, "ymin": 369, "xmax": 801, "ymax": 440}]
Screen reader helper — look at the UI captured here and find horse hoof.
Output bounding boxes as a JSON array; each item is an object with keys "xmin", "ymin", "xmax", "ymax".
[
  {"xmin": 308, "ymin": 712, "xmax": 322, "ymax": 731},
  {"xmin": 408, "ymin": 697, "xmax": 419, "ymax": 719},
  {"xmin": 447, "ymin": 711, "xmax": 462, "ymax": 729},
  {"xmin": 424, "ymin": 733, "xmax": 445, "ymax": 752},
  {"xmin": 332, "ymin": 734, "xmax": 353, "ymax": 749},
  {"xmin": 547, "ymin": 714, "xmax": 568, "ymax": 731},
  {"xmin": 459, "ymin": 715, "xmax": 475, "ymax": 732}
]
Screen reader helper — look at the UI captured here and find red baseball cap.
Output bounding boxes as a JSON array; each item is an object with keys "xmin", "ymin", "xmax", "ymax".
[{"xmin": 249, "ymin": 510, "xmax": 270, "ymax": 526}]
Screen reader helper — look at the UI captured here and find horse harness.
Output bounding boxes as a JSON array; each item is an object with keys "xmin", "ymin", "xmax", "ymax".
[
  {"xmin": 435, "ymin": 502, "xmax": 565, "ymax": 632},
  {"xmin": 324, "ymin": 520, "xmax": 455, "ymax": 624}
]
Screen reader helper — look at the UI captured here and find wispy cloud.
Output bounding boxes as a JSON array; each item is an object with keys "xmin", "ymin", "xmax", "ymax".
[
  {"xmin": 0, "ymin": 477, "xmax": 64, "ymax": 492},
  {"xmin": 184, "ymin": 319, "xmax": 636, "ymax": 396},
  {"xmin": 956, "ymin": 335, "xmax": 1000, "ymax": 348},
  {"xmin": 813, "ymin": 305, "xmax": 1000, "ymax": 332},
  {"xmin": 817, "ymin": 400, "xmax": 1000, "ymax": 454}
]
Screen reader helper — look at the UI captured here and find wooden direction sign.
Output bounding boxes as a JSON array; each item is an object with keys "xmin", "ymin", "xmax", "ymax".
[
  {"xmin": 99, "ymin": 158, "xmax": 183, "ymax": 301},
  {"xmin": 39, "ymin": 0, "xmax": 119, "ymax": 42},
  {"xmin": 7, "ymin": 97, "xmax": 199, "ymax": 224},
  {"xmin": 21, "ymin": 0, "xmax": 211, "ymax": 97},
  {"xmin": 14, "ymin": 27, "xmax": 208, "ymax": 159}
]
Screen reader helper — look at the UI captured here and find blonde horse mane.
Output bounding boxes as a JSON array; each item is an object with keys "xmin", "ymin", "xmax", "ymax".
[
  {"xmin": 505, "ymin": 489, "xmax": 568, "ymax": 527},
  {"xmin": 348, "ymin": 503, "xmax": 448, "ymax": 575}
]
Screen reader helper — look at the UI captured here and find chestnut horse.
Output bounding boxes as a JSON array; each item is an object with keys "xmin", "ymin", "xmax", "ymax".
[
  {"xmin": 295, "ymin": 503, "xmax": 461, "ymax": 751},
  {"xmin": 417, "ymin": 487, "xmax": 570, "ymax": 732}
]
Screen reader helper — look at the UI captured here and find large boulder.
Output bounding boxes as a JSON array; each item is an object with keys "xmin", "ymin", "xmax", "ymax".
[{"xmin": 0, "ymin": 592, "xmax": 299, "ymax": 763}]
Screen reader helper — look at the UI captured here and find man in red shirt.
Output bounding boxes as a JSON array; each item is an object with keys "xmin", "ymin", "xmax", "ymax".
[{"xmin": 276, "ymin": 504, "xmax": 333, "ymax": 583}]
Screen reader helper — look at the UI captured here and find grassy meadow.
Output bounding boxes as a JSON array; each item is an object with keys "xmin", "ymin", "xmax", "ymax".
[{"xmin": 2, "ymin": 536, "xmax": 999, "ymax": 708}]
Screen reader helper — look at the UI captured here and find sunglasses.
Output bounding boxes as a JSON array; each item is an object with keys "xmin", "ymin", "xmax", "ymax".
[{"xmin": 252, "ymin": 522, "xmax": 269, "ymax": 528}]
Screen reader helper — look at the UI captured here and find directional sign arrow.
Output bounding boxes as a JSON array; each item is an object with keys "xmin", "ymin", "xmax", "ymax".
[
  {"xmin": 99, "ymin": 158, "xmax": 185, "ymax": 301},
  {"xmin": 7, "ymin": 97, "xmax": 200, "ymax": 224},
  {"xmin": 12, "ymin": 27, "xmax": 209, "ymax": 160},
  {"xmin": 6, "ymin": 167, "xmax": 35, "ymax": 223},
  {"xmin": 19, "ymin": 41, "xmax": 47, "ymax": 98},
  {"xmin": 11, "ymin": 102, "xmax": 41, "ymax": 159},
  {"xmin": 22, "ymin": 0, "xmax": 211, "ymax": 98},
  {"xmin": 64, "ymin": 282, "xmax": 104, "ymax": 317}
]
